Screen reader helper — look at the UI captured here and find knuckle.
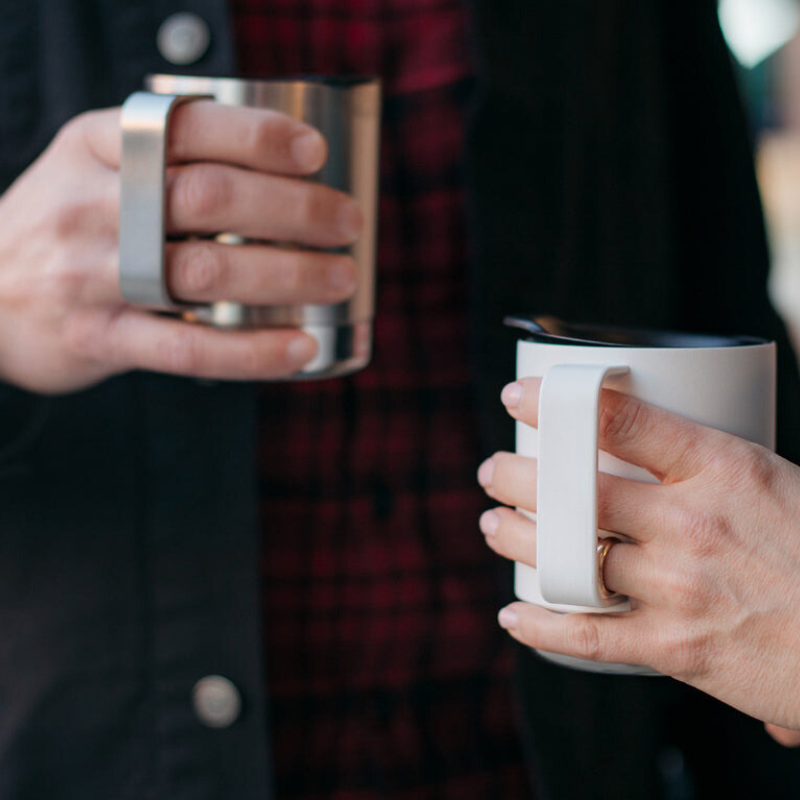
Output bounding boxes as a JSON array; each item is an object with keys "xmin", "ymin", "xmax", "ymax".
[
  {"xmin": 660, "ymin": 627, "xmax": 710, "ymax": 678},
  {"xmin": 237, "ymin": 340, "xmax": 263, "ymax": 376},
  {"xmin": 677, "ymin": 502, "xmax": 729, "ymax": 560},
  {"xmin": 174, "ymin": 165, "xmax": 230, "ymax": 222},
  {"xmin": 51, "ymin": 199, "xmax": 93, "ymax": 240},
  {"xmin": 176, "ymin": 243, "xmax": 224, "ymax": 296},
  {"xmin": 599, "ymin": 393, "xmax": 646, "ymax": 446},
  {"xmin": 668, "ymin": 566, "xmax": 708, "ymax": 619},
  {"xmin": 164, "ymin": 329, "xmax": 204, "ymax": 374},
  {"xmin": 730, "ymin": 442, "xmax": 776, "ymax": 491},
  {"xmin": 301, "ymin": 250, "xmax": 334, "ymax": 282},
  {"xmin": 568, "ymin": 617, "xmax": 602, "ymax": 662},
  {"xmin": 296, "ymin": 185, "xmax": 325, "ymax": 227},
  {"xmin": 241, "ymin": 115, "xmax": 280, "ymax": 160}
]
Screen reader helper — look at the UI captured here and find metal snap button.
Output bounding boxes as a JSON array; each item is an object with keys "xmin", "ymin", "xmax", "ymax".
[
  {"xmin": 157, "ymin": 13, "xmax": 211, "ymax": 66},
  {"xmin": 192, "ymin": 675, "xmax": 242, "ymax": 729}
]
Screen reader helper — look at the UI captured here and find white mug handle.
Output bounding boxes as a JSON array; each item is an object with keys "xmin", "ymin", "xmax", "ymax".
[{"xmin": 537, "ymin": 363, "xmax": 630, "ymax": 607}]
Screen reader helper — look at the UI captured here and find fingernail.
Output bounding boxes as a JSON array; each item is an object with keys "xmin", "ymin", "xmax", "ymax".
[
  {"xmin": 291, "ymin": 129, "xmax": 326, "ymax": 171},
  {"xmin": 498, "ymin": 607, "xmax": 519, "ymax": 630},
  {"xmin": 328, "ymin": 259, "xmax": 357, "ymax": 293},
  {"xmin": 338, "ymin": 201, "xmax": 364, "ymax": 241},
  {"xmin": 477, "ymin": 458, "xmax": 495, "ymax": 488},
  {"xmin": 287, "ymin": 336, "xmax": 318, "ymax": 368},
  {"xmin": 480, "ymin": 510, "xmax": 499, "ymax": 537},
  {"xmin": 501, "ymin": 382, "xmax": 523, "ymax": 409}
]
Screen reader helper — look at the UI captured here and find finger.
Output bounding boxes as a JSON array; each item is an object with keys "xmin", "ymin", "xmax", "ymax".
[
  {"xmin": 481, "ymin": 507, "xmax": 654, "ymax": 602},
  {"xmin": 478, "ymin": 452, "xmax": 663, "ymax": 540},
  {"xmin": 165, "ymin": 163, "xmax": 362, "ymax": 247},
  {"xmin": 501, "ymin": 377, "xmax": 719, "ymax": 483},
  {"xmin": 497, "ymin": 602, "xmax": 651, "ymax": 666},
  {"xmin": 165, "ymin": 241, "xmax": 358, "ymax": 305},
  {"xmin": 598, "ymin": 540, "xmax": 651, "ymax": 600},
  {"xmin": 480, "ymin": 507, "xmax": 537, "ymax": 565},
  {"xmin": 72, "ymin": 308, "xmax": 319, "ymax": 380},
  {"xmin": 765, "ymin": 724, "xmax": 800, "ymax": 748},
  {"xmin": 80, "ymin": 102, "xmax": 327, "ymax": 176},
  {"xmin": 168, "ymin": 101, "xmax": 327, "ymax": 174}
]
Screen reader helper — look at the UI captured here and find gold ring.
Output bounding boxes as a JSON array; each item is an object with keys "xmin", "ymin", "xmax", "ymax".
[{"xmin": 596, "ymin": 537, "xmax": 620, "ymax": 599}]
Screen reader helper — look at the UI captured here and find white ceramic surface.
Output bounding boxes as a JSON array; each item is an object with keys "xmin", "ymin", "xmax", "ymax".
[{"xmin": 515, "ymin": 337, "xmax": 776, "ymax": 675}]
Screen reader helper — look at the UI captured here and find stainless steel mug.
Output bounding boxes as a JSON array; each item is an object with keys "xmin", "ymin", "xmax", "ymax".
[{"xmin": 146, "ymin": 74, "xmax": 381, "ymax": 380}]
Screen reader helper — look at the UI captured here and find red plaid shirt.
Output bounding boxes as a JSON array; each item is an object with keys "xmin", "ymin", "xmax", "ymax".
[{"xmin": 231, "ymin": 2, "xmax": 535, "ymax": 797}]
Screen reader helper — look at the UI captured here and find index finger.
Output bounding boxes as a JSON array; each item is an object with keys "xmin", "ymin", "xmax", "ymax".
[
  {"xmin": 501, "ymin": 377, "xmax": 722, "ymax": 483},
  {"xmin": 79, "ymin": 102, "xmax": 327, "ymax": 176}
]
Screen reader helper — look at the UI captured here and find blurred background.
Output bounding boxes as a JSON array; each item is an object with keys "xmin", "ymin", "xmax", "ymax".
[{"xmin": 720, "ymin": 0, "xmax": 800, "ymax": 352}]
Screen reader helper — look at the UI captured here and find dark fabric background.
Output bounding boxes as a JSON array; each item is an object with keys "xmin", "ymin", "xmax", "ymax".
[
  {"xmin": 466, "ymin": 0, "xmax": 800, "ymax": 465},
  {"xmin": 466, "ymin": 1, "xmax": 800, "ymax": 798}
]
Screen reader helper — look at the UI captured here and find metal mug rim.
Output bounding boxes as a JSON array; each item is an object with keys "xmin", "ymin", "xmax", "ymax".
[{"xmin": 147, "ymin": 73, "xmax": 381, "ymax": 90}]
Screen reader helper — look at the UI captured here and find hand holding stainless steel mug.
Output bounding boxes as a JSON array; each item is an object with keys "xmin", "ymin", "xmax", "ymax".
[
  {"xmin": 478, "ymin": 369, "xmax": 800, "ymax": 735},
  {"xmin": 0, "ymin": 100, "xmax": 362, "ymax": 394}
]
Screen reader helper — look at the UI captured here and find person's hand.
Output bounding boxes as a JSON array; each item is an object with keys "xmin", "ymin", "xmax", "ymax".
[
  {"xmin": 477, "ymin": 377, "xmax": 800, "ymax": 732},
  {"xmin": 0, "ymin": 102, "xmax": 362, "ymax": 394},
  {"xmin": 765, "ymin": 724, "xmax": 800, "ymax": 747}
]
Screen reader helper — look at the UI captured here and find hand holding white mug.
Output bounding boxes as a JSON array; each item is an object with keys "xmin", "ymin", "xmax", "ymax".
[
  {"xmin": 0, "ymin": 101, "xmax": 362, "ymax": 394},
  {"xmin": 478, "ymin": 377, "xmax": 800, "ymax": 735}
]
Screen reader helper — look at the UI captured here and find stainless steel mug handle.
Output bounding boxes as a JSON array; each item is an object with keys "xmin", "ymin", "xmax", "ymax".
[{"xmin": 119, "ymin": 91, "xmax": 212, "ymax": 309}]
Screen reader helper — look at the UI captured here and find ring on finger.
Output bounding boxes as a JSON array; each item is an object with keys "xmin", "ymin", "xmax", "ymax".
[{"xmin": 597, "ymin": 536, "xmax": 621, "ymax": 599}]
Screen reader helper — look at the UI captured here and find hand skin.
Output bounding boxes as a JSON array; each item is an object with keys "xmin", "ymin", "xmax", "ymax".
[
  {"xmin": 0, "ymin": 101, "xmax": 363, "ymax": 394},
  {"xmin": 765, "ymin": 724, "xmax": 800, "ymax": 747},
  {"xmin": 477, "ymin": 377, "xmax": 800, "ymax": 742}
]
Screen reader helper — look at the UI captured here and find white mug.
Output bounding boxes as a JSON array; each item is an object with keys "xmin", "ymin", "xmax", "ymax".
[{"xmin": 506, "ymin": 316, "xmax": 776, "ymax": 676}]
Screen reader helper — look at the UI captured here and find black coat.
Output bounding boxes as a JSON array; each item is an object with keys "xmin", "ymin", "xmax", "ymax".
[{"xmin": 2, "ymin": 1, "xmax": 800, "ymax": 799}]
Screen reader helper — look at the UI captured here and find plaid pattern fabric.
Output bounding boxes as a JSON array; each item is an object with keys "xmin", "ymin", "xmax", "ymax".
[{"xmin": 232, "ymin": 2, "xmax": 535, "ymax": 797}]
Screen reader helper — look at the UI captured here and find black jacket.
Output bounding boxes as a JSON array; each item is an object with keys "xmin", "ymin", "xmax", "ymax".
[{"xmin": 2, "ymin": 2, "xmax": 800, "ymax": 799}]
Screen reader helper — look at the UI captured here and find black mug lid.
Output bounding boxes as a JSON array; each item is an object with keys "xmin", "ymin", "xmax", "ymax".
[{"xmin": 504, "ymin": 315, "xmax": 770, "ymax": 349}]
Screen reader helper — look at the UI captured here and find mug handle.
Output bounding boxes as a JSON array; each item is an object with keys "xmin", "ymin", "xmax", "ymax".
[
  {"xmin": 119, "ymin": 91, "xmax": 212, "ymax": 310},
  {"xmin": 537, "ymin": 363, "xmax": 630, "ymax": 607}
]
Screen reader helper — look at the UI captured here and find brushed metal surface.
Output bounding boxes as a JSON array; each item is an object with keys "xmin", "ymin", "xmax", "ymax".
[{"xmin": 119, "ymin": 92, "xmax": 211, "ymax": 309}]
